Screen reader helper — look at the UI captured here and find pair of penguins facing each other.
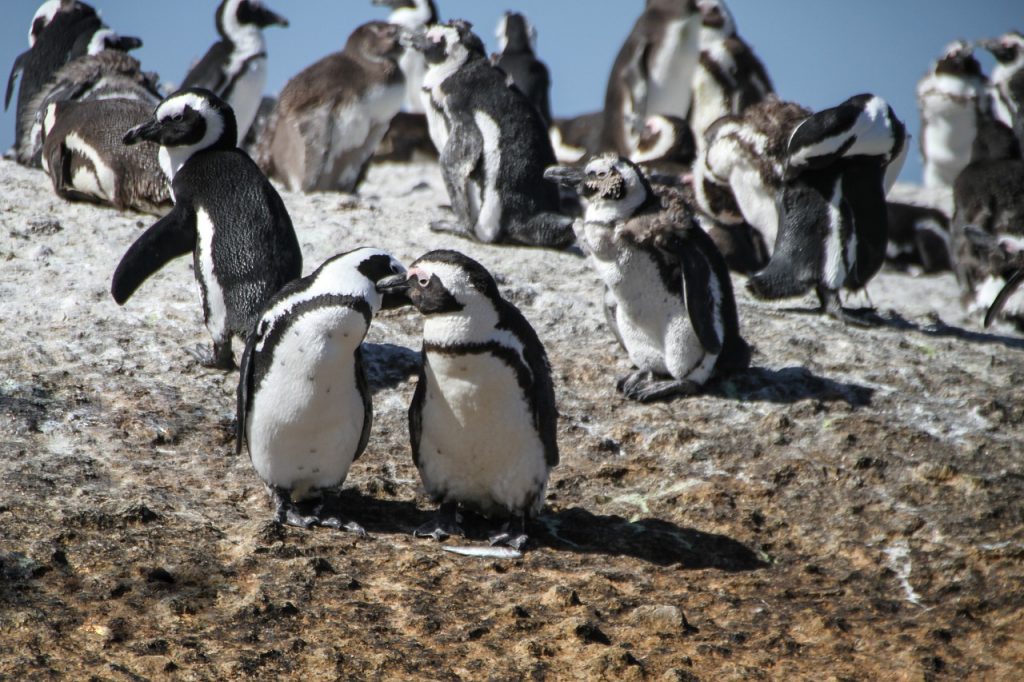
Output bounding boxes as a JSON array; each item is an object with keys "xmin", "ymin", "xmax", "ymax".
[{"xmin": 109, "ymin": 88, "xmax": 556, "ymax": 550}]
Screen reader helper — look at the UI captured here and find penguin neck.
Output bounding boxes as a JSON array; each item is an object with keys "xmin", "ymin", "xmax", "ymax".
[
  {"xmin": 991, "ymin": 52, "xmax": 1024, "ymax": 84},
  {"xmin": 422, "ymin": 296, "xmax": 503, "ymax": 348},
  {"xmin": 422, "ymin": 50, "xmax": 472, "ymax": 90},
  {"xmin": 225, "ymin": 23, "xmax": 266, "ymax": 62}
]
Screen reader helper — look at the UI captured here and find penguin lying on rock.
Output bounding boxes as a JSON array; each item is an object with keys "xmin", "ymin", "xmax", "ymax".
[
  {"xmin": 376, "ymin": 250, "xmax": 558, "ymax": 551},
  {"xmin": 546, "ymin": 155, "xmax": 749, "ymax": 402}
]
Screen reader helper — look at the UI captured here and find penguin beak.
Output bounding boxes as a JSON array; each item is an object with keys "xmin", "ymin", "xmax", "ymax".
[
  {"xmin": 111, "ymin": 35, "xmax": 143, "ymax": 52},
  {"xmin": 376, "ymin": 273, "xmax": 413, "ymax": 309},
  {"xmin": 544, "ymin": 165, "xmax": 585, "ymax": 190},
  {"xmin": 123, "ymin": 119, "xmax": 162, "ymax": 145},
  {"xmin": 251, "ymin": 5, "xmax": 288, "ymax": 29}
]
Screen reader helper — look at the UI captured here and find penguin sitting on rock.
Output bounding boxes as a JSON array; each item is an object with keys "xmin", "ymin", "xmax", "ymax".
[
  {"xmin": 406, "ymin": 20, "xmax": 574, "ymax": 248},
  {"xmin": 747, "ymin": 94, "xmax": 907, "ymax": 325},
  {"xmin": 237, "ymin": 248, "xmax": 407, "ymax": 531},
  {"xmin": 546, "ymin": 155, "xmax": 749, "ymax": 402},
  {"xmin": 376, "ymin": 250, "xmax": 558, "ymax": 550},
  {"xmin": 111, "ymin": 88, "xmax": 302, "ymax": 369}
]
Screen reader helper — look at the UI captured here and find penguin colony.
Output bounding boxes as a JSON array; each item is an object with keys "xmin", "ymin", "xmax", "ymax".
[{"xmin": 3, "ymin": 0, "xmax": 1022, "ymax": 551}]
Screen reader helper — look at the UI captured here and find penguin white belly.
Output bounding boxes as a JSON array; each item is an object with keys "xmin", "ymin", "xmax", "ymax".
[
  {"xmin": 65, "ymin": 132, "xmax": 117, "ymax": 203},
  {"xmin": 472, "ymin": 111, "xmax": 503, "ymax": 242},
  {"xmin": 730, "ymin": 165, "xmax": 779, "ymax": 251},
  {"xmin": 822, "ymin": 178, "xmax": 851, "ymax": 290},
  {"xmin": 689, "ymin": 65, "xmax": 729, "ymax": 149},
  {"xmin": 417, "ymin": 352, "xmax": 547, "ymax": 516},
  {"xmin": 247, "ymin": 308, "xmax": 367, "ymax": 500},
  {"xmin": 195, "ymin": 208, "xmax": 228, "ymax": 341},
  {"xmin": 227, "ymin": 56, "xmax": 267, "ymax": 144},
  {"xmin": 400, "ymin": 49, "xmax": 427, "ymax": 113},
  {"xmin": 424, "ymin": 87, "xmax": 450, "ymax": 151},
  {"xmin": 647, "ymin": 18, "xmax": 700, "ymax": 118},
  {"xmin": 920, "ymin": 97, "xmax": 976, "ymax": 188}
]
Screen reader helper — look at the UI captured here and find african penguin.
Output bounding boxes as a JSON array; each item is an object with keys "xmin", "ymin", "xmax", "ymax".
[
  {"xmin": 39, "ymin": 98, "xmax": 170, "ymax": 214},
  {"xmin": 917, "ymin": 40, "xmax": 989, "ymax": 191},
  {"xmin": 981, "ymin": 31, "xmax": 1024, "ymax": 142},
  {"xmin": 372, "ymin": 110, "xmax": 438, "ymax": 162},
  {"xmin": 747, "ymin": 94, "xmax": 907, "ymax": 325},
  {"xmin": 373, "ymin": 0, "xmax": 438, "ymax": 114},
  {"xmin": 406, "ymin": 20, "xmax": 574, "ymax": 248},
  {"xmin": 885, "ymin": 201, "xmax": 952, "ymax": 274},
  {"xmin": 630, "ymin": 114, "xmax": 697, "ymax": 182},
  {"xmin": 546, "ymin": 155, "xmax": 749, "ymax": 402},
  {"xmin": 111, "ymin": 88, "xmax": 302, "ymax": 370},
  {"xmin": 600, "ymin": 0, "xmax": 702, "ymax": 156},
  {"xmin": 689, "ymin": 0, "xmax": 773, "ymax": 154},
  {"xmin": 693, "ymin": 95, "xmax": 811, "ymax": 253},
  {"xmin": 237, "ymin": 248, "xmax": 407, "ymax": 531},
  {"xmin": 265, "ymin": 21, "xmax": 405, "ymax": 193},
  {"xmin": 491, "ymin": 11, "xmax": 552, "ymax": 126},
  {"xmin": 549, "ymin": 111, "xmax": 604, "ymax": 164},
  {"xmin": 180, "ymin": 0, "xmax": 288, "ymax": 145}
]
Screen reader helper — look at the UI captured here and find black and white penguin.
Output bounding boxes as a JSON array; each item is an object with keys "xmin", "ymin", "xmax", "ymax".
[
  {"xmin": 600, "ymin": 0, "xmax": 702, "ymax": 156},
  {"xmin": 111, "ymin": 88, "xmax": 302, "ymax": 369},
  {"xmin": 39, "ymin": 98, "xmax": 170, "ymax": 214},
  {"xmin": 885, "ymin": 201, "xmax": 952, "ymax": 273},
  {"xmin": 917, "ymin": 40, "xmax": 989, "ymax": 190},
  {"xmin": 491, "ymin": 11, "xmax": 552, "ymax": 126},
  {"xmin": 747, "ymin": 94, "xmax": 907, "ymax": 324},
  {"xmin": 981, "ymin": 31, "xmax": 1024, "ymax": 142},
  {"xmin": 237, "ymin": 247, "xmax": 407, "ymax": 530},
  {"xmin": 373, "ymin": 0, "xmax": 438, "ymax": 114},
  {"xmin": 546, "ymin": 155, "xmax": 749, "ymax": 401},
  {"xmin": 631, "ymin": 114, "xmax": 697, "ymax": 182},
  {"xmin": 375, "ymin": 249, "xmax": 558, "ymax": 550},
  {"xmin": 688, "ymin": 0, "xmax": 773, "ymax": 153},
  {"xmin": 549, "ymin": 111, "xmax": 604, "ymax": 164},
  {"xmin": 264, "ymin": 21, "xmax": 405, "ymax": 193},
  {"xmin": 180, "ymin": 0, "xmax": 288, "ymax": 145},
  {"xmin": 407, "ymin": 20, "xmax": 574, "ymax": 248}
]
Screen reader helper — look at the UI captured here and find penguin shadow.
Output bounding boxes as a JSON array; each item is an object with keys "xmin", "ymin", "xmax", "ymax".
[
  {"xmin": 870, "ymin": 310, "xmax": 1024, "ymax": 350},
  {"xmin": 709, "ymin": 366, "xmax": 874, "ymax": 407},
  {"xmin": 361, "ymin": 342, "xmax": 421, "ymax": 392}
]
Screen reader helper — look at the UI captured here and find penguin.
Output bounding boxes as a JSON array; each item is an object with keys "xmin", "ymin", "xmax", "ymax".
[
  {"xmin": 885, "ymin": 201, "xmax": 952, "ymax": 273},
  {"xmin": 549, "ymin": 111, "xmax": 604, "ymax": 164},
  {"xmin": 491, "ymin": 11, "xmax": 552, "ymax": 126},
  {"xmin": 111, "ymin": 88, "xmax": 302, "ymax": 370},
  {"xmin": 981, "ymin": 31, "xmax": 1024, "ymax": 141},
  {"xmin": 631, "ymin": 114, "xmax": 697, "ymax": 182},
  {"xmin": 917, "ymin": 40, "xmax": 988, "ymax": 190},
  {"xmin": 373, "ymin": 0, "xmax": 438, "ymax": 114},
  {"xmin": 406, "ymin": 20, "xmax": 574, "ymax": 248},
  {"xmin": 372, "ymin": 110, "xmax": 438, "ymax": 162},
  {"xmin": 678, "ymin": 179, "xmax": 768, "ymax": 275},
  {"xmin": 237, "ymin": 248, "xmax": 407, "ymax": 531},
  {"xmin": 688, "ymin": 0, "xmax": 773, "ymax": 153},
  {"xmin": 264, "ymin": 21, "xmax": 405, "ymax": 193},
  {"xmin": 545, "ymin": 155, "xmax": 749, "ymax": 402},
  {"xmin": 39, "ymin": 98, "xmax": 170, "ymax": 214},
  {"xmin": 375, "ymin": 249, "xmax": 558, "ymax": 550},
  {"xmin": 693, "ymin": 95, "xmax": 811, "ymax": 253},
  {"xmin": 6, "ymin": 0, "xmax": 103, "ymax": 165},
  {"xmin": 180, "ymin": 0, "xmax": 288, "ymax": 145},
  {"xmin": 600, "ymin": 0, "xmax": 703, "ymax": 156},
  {"xmin": 747, "ymin": 94, "xmax": 907, "ymax": 325}
]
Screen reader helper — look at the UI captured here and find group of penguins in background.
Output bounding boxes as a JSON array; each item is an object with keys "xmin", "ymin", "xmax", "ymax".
[{"xmin": 5, "ymin": 0, "xmax": 1024, "ymax": 552}]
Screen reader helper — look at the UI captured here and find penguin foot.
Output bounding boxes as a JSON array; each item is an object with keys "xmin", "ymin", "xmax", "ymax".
[
  {"xmin": 818, "ymin": 288, "xmax": 879, "ymax": 327},
  {"xmin": 429, "ymin": 220, "xmax": 469, "ymax": 237},
  {"xmin": 617, "ymin": 371, "xmax": 699, "ymax": 402},
  {"xmin": 271, "ymin": 487, "xmax": 317, "ymax": 529},
  {"xmin": 185, "ymin": 342, "xmax": 235, "ymax": 370},
  {"xmin": 488, "ymin": 515, "xmax": 529, "ymax": 551},
  {"xmin": 414, "ymin": 502, "xmax": 463, "ymax": 541},
  {"xmin": 319, "ymin": 516, "xmax": 367, "ymax": 536}
]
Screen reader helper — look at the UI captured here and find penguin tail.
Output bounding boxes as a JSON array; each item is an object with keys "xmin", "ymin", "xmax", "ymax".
[
  {"xmin": 520, "ymin": 213, "xmax": 577, "ymax": 249},
  {"xmin": 746, "ymin": 260, "xmax": 814, "ymax": 300}
]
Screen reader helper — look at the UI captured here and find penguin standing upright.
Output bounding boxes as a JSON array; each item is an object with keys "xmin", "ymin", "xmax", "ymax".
[
  {"xmin": 917, "ymin": 40, "xmax": 988, "ymax": 190},
  {"xmin": 981, "ymin": 31, "xmax": 1024, "ymax": 143},
  {"xmin": 600, "ymin": 0, "xmax": 702, "ymax": 156},
  {"xmin": 111, "ymin": 88, "xmax": 302, "ymax": 369},
  {"xmin": 406, "ymin": 20, "xmax": 573, "ymax": 248},
  {"xmin": 491, "ymin": 11, "xmax": 552, "ymax": 126},
  {"xmin": 546, "ymin": 155, "xmax": 749, "ymax": 402},
  {"xmin": 265, "ymin": 21, "xmax": 405, "ymax": 193},
  {"xmin": 375, "ymin": 250, "xmax": 558, "ymax": 550},
  {"xmin": 688, "ymin": 0, "xmax": 773, "ymax": 153},
  {"xmin": 747, "ymin": 94, "xmax": 907, "ymax": 325},
  {"xmin": 237, "ymin": 248, "xmax": 407, "ymax": 530},
  {"xmin": 373, "ymin": 0, "xmax": 438, "ymax": 114},
  {"xmin": 180, "ymin": 0, "xmax": 288, "ymax": 145}
]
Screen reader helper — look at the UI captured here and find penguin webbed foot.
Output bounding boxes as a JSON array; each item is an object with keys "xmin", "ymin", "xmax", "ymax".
[
  {"xmin": 817, "ymin": 287, "xmax": 880, "ymax": 327},
  {"xmin": 617, "ymin": 370, "xmax": 699, "ymax": 402},
  {"xmin": 186, "ymin": 342, "xmax": 236, "ymax": 370},
  {"xmin": 488, "ymin": 515, "xmax": 529, "ymax": 551},
  {"xmin": 319, "ymin": 515, "xmax": 367, "ymax": 536},
  {"xmin": 271, "ymin": 488, "xmax": 318, "ymax": 529},
  {"xmin": 414, "ymin": 501, "xmax": 464, "ymax": 541},
  {"xmin": 428, "ymin": 220, "xmax": 470, "ymax": 238}
]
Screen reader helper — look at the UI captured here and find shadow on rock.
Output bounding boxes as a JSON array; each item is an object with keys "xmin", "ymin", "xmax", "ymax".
[
  {"xmin": 875, "ymin": 311, "xmax": 1024, "ymax": 350},
  {"xmin": 711, "ymin": 366, "xmax": 874, "ymax": 407},
  {"xmin": 362, "ymin": 342, "xmax": 420, "ymax": 392}
]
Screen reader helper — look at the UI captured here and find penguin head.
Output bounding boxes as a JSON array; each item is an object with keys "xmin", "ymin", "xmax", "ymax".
[
  {"xmin": 981, "ymin": 31, "xmax": 1024, "ymax": 66},
  {"xmin": 217, "ymin": 0, "xmax": 288, "ymax": 39},
  {"xmin": 934, "ymin": 40, "xmax": 984, "ymax": 79},
  {"xmin": 496, "ymin": 12, "xmax": 537, "ymax": 53},
  {"xmin": 546, "ymin": 155, "xmax": 654, "ymax": 223},
  {"xmin": 28, "ymin": 0, "xmax": 64, "ymax": 47},
  {"xmin": 84, "ymin": 29, "xmax": 143, "ymax": 56},
  {"xmin": 319, "ymin": 247, "xmax": 407, "ymax": 311},
  {"xmin": 373, "ymin": 0, "xmax": 439, "ymax": 30},
  {"xmin": 633, "ymin": 115, "xmax": 696, "ymax": 166},
  {"xmin": 124, "ymin": 88, "xmax": 237, "ymax": 160},
  {"xmin": 410, "ymin": 20, "xmax": 485, "ymax": 67},
  {"xmin": 377, "ymin": 249, "xmax": 500, "ymax": 316},
  {"xmin": 697, "ymin": 0, "xmax": 736, "ymax": 39},
  {"xmin": 347, "ymin": 21, "xmax": 405, "ymax": 63}
]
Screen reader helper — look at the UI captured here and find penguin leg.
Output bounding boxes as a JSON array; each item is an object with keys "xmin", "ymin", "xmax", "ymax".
[
  {"xmin": 315, "ymin": 492, "xmax": 367, "ymax": 537},
  {"xmin": 270, "ymin": 487, "xmax": 318, "ymax": 529},
  {"xmin": 513, "ymin": 213, "xmax": 577, "ymax": 249},
  {"xmin": 617, "ymin": 370, "xmax": 700, "ymax": 403},
  {"xmin": 414, "ymin": 501, "xmax": 463, "ymax": 541},
  {"xmin": 185, "ymin": 339, "xmax": 236, "ymax": 370},
  {"xmin": 816, "ymin": 286, "xmax": 876, "ymax": 327},
  {"xmin": 488, "ymin": 514, "xmax": 529, "ymax": 551}
]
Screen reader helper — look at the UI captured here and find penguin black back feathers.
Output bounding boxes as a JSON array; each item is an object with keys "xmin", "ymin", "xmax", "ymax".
[{"xmin": 491, "ymin": 12, "xmax": 552, "ymax": 126}]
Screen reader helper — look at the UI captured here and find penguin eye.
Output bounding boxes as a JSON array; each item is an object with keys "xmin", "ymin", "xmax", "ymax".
[
  {"xmin": 418, "ymin": 277, "xmax": 430, "ymax": 287},
  {"xmin": 172, "ymin": 113, "xmax": 183, "ymax": 122}
]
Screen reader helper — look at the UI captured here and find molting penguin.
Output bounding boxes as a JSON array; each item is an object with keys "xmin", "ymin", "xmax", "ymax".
[
  {"xmin": 491, "ymin": 11, "xmax": 552, "ymax": 126},
  {"xmin": 689, "ymin": 0, "xmax": 773, "ymax": 153},
  {"xmin": 981, "ymin": 31, "xmax": 1024, "ymax": 142},
  {"xmin": 265, "ymin": 21, "xmax": 404, "ymax": 193},
  {"xmin": 546, "ymin": 155, "xmax": 749, "ymax": 401},
  {"xmin": 600, "ymin": 0, "xmax": 702, "ymax": 156},
  {"xmin": 375, "ymin": 250, "xmax": 558, "ymax": 550},
  {"xmin": 373, "ymin": 0, "xmax": 438, "ymax": 114},
  {"xmin": 111, "ymin": 88, "xmax": 302, "ymax": 369},
  {"xmin": 180, "ymin": 0, "xmax": 288, "ymax": 145},
  {"xmin": 917, "ymin": 40, "xmax": 988, "ymax": 190},
  {"xmin": 407, "ymin": 20, "xmax": 574, "ymax": 248},
  {"xmin": 237, "ymin": 248, "xmax": 407, "ymax": 531},
  {"xmin": 747, "ymin": 94, "xmax": 906, "ymax": 325}
]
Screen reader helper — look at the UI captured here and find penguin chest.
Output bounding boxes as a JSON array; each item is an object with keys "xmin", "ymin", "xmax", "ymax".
[
  {"xmin": 226, "ymin": 56, "xmax": 267, "ymax": 143},
  {"xmin": 647, "ymin": 18, "xmax": 700, "ymax": 117},
  {"xmin": 247, "ymin": 309, "xmax": 368, "ymax": 498},
  {"xmin": 417, "ymin": 351, "xmax": 547, "ymax": 516}
]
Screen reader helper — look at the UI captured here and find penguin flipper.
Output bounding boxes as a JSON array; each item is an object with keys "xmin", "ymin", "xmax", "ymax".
[
  {"xmin": 180, "ymin": 41, "xmax": 231, "ymax": 93},
  {"xmin": 440, "ymin": 124, "xmax": 483, "ymax": 232},
  {"xmin": 235, "ymin": 332, "xmax": 257, "ymax": 456},
  {"xmin": 5, "ymin": 50, "xmax": 27, "ymax": 110},
  {"xmin": 667, "ymin": 233, "xmax": 723, "ymax": 355},
  {"xmin": 408, "ymin": 349, "xmax": 428, "ymax": 469},
  {"xmin": 111, "ymin": 205, "xmax": 197, "ymax": 304},
  {"xmin": 985, "ymin": 269, "xmax": 1024, "ymax": 328},
  {"xmin": 352, "ymin": 345, "xmax": 372, "ymax": 463}
]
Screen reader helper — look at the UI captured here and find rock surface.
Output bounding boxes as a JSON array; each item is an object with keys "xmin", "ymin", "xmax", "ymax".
[{"xmin": 1, "ymin": 158, "xmax": 1022, "ymax": 679}]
